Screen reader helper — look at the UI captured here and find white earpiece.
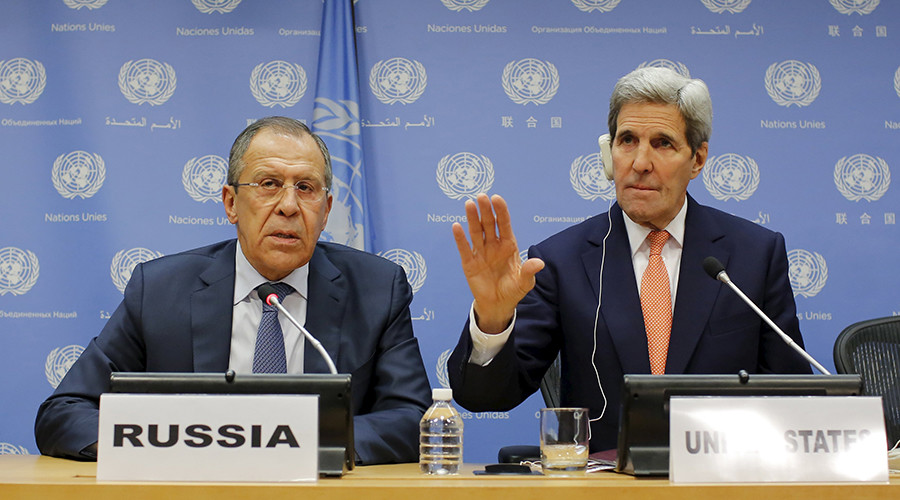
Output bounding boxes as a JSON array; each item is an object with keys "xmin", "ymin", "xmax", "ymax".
[{"xmin": 598, "ymin": 134, "xmax": 613, "ymax": 180}]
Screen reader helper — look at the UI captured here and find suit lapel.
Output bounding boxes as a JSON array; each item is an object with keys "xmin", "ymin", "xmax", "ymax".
[
  {"xmin": 304, "ymin": 246, "xmax": 346, "ymax": 373},
  {"xmin": 583, "ymin": 205, "xmax": 651, "ymax": 374},
  {"xmin": 666, "ymin": 197, "xmax": 729, "ymax": 374},
  {"xmin": 191, "ymin": 241, "xmax": 237, "ymax": 372}
]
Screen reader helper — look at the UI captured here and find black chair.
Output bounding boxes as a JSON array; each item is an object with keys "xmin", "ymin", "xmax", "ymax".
[
  {"xmin": 497, "ymin": 355, "xmax": 561, "ymax": 463},
  {"xmin": 833, "ymin": 316, "xmax": 900, "ymax": 449}
]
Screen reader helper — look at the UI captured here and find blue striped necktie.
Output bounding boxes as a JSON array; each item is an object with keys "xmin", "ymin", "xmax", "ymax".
[{"xmin": 252, "ymin": 282, "xmax": 294, "ymax": 373}]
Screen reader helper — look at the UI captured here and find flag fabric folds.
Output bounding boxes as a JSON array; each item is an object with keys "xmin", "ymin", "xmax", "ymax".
[{"xmin": 313, "ymin": 0, "xmax": 371, "ymax": 251}]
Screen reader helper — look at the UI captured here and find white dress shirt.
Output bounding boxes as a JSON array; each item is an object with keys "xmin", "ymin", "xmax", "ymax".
[
  {"xmin": 467, "ymin": 199, "xmax": 688, "ymax": 366},
  {"xmin": 228, "ymin": 241, "xmax": 309, "ymax": 373}
]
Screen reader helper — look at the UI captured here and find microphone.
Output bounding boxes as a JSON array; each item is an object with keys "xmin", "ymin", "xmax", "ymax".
[
  {"xmin": 702, "ymin": 256, "xmax": 831, "ymax": 375},
  {"xmin": 257, "ymin": 284, "xmax": 338, "ymax": 375}
]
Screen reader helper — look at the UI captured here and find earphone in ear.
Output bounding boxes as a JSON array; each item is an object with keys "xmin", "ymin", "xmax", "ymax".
[{"xmin": 597, "ymin": 134, "xmax": 613, "ymax": 180}]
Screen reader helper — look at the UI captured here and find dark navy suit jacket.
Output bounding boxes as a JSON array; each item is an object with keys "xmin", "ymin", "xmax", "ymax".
[
  {"xmin": 35, "ymin": 240, "xmax": 431, "ymax": 464},
  {"xmin": 448, "ymin": 196, "xmax": 811, "ymax": 451}
]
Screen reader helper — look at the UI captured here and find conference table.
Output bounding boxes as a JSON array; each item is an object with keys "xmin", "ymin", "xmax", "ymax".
[{"xmin": 1, "ymin": 455, "xmax": 898, "ymax": 500}]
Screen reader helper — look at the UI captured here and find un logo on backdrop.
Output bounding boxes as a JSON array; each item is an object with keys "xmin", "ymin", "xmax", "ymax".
[
  {"xmin": 437, "ymin": 152, "xmax": 495, "ymax": 200},
  {"xmin": 63, "ymin": 0, "xmax": 108, "ymax": 9},
  {"xmin": 377, "ymin": 249, "xmax": 427, "ymax": 294},
  {"xmin": 250, "ymin": 61, "xmax": 307, "ymax": 108},
  {"xmin": 571, "ymin": 0, "xmax": 622, "ymax": 12},
  {"xmin": 369, "ymin": 58, "xmax": 427, "ymax": 105},
  {"xmin": 183, "ymin": 155, "xmax": 227, "ymax": 203},
  {"xmin": 0, "ymin": 58, "xmax": 46, "ymax": 105},
  {"xmin": 45, "ymin": 344, "xmax": 85, "ymax": 389},
  {"xmin": 765, "ymin": 60, "xmax": 821, "ymax": 107},
  {"xmin": 700, "ymin": 0, "xmax": 751, "ymax": 14},
  {"xmin": 192, "ymin": 0, "xmax": 242, "ymax": 13},
  {"xmin": 0, "ymin": 443, "xmax": 29, "ymax": 455},
  {"xmin": 703, "ymin": 154, "xmax": 760, "ymax": 201},
  {"xmin": 436, "ymin": 349, "xmax": 453, "ymax": 389},
  {"xmin": 119, "ymin": 59, "xmax": 176, "ymax": 106},
  {"xmin": 834, "ymin": 154, "xmax": 890, "ymax": 202},
  {"xmin": 111, "ymin": 248, "xmax": 164, "ymax": 293},
  {"xmin": 52, "ymin": 151, "xmax": 105, "ymax": 199},
  {"xmin": 894, "ymin": 66, "xmax": 900, "ymax": 99},
  {"xmin": 829, "ymin": 0, "xmax": 879, "ymax": 15},
  {"xmin": 441, "ymin": 0, "xmax": 489, "ymax": 12},
  {"xmin": 502, "ymin": 59, "xmax": 559, "ymax": 105},
  {"xmin": 788, "ymin": 249, "xmax": 828, "ymax": 298},
  {"xmin": 0, "ymin": 247, "xmax": 39, "ymax": 296},
  {"xmin": 570, "ymin": 153, "xmax": 615, "ymax": 201},
  {"xmin": 638, "ymin": 59, "xmax": 691, "ymax": 78}
]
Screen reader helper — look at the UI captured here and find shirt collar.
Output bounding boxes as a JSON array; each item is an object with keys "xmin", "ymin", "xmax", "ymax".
[
  {"xmin": 622, "ymin": 197, "xmax": 688, "ymax": 257},
  {"xmin": 233, "ymin": 240, "xmax": 310, "ymax": 305}
]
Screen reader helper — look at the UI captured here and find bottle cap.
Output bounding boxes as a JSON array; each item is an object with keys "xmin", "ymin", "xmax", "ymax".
[{"xmin": 432, "ymin": 388, "xmax": 453, "ymax": 401}]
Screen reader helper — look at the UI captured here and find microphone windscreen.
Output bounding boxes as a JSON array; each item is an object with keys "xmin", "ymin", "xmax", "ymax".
[
  {"xmin": 702, "ymin": 256, "xmax": 726, "ymax": 279},
  {"xmin": 257, "ymin": 283, "xmax": 278, "ymax": 303}
]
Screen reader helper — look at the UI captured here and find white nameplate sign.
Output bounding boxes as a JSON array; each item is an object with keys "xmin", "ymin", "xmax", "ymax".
[
  {"xmin": 98, "ymin": 393, "xmax": 319, "ymax": 482},
  {"xmin": 670, "ymin": 396, "xmax": 888, "ymax": 483}
]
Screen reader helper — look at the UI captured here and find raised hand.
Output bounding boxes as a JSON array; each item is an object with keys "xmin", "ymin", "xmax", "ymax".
[{"xmin": 451, "ymin": 194, "xmax": 544, "ymax": 333}]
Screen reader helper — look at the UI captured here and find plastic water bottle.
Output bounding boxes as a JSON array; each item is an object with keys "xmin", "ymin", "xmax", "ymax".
[{"xmin": 419, "ymin": 387, "xmax": 463, "ymax": 475}]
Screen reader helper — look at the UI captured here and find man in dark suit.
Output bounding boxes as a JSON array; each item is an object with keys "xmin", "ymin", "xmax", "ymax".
[
  {"xmin": 447, "ymin": 68, "xmax": 812, "ymax": 452},
  {"xmin": 35, "ymin": 116, "xmax": 431, "ymax": 464}
]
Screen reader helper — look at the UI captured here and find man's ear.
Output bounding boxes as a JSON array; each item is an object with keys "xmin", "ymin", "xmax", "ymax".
[
  {"xmin": 690, "ymin": 142, "xmax": 709, "ymax": 179},
  {"xmin": 223, "ymin": 185, "xmax": 238, "ymax": 224},
  {"xmin": 321, "ymin": 193, "xmax": 333, "ymax": 231}
]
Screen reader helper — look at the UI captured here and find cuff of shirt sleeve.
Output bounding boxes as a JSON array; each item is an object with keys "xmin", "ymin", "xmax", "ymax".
[{"xmin": 467, "ymin": 302, "xmax": 514, "ymax": 366}]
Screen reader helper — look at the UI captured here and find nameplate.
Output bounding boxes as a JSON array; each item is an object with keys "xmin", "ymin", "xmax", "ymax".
[
  {"xmin": 98, "ymin": 393, "xmax": 319, "ymax": 482},
  {"xmin": 669, "ymin": 396, "xmax": 888, "ymax": 483}
]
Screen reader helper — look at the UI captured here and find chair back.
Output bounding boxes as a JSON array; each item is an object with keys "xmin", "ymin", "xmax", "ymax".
[{"xmin": 833, "ymin": 316, "xmax": 900, "ymax": 449}]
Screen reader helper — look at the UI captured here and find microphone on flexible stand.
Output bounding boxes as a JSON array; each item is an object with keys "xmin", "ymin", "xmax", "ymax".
[
  {"xmin": 257, "ymin": 283, "xmax": 338, "ymax": 375},
  {"xmin": 701, "ymin": 256, "xmax": 831, "ymax": 375}
]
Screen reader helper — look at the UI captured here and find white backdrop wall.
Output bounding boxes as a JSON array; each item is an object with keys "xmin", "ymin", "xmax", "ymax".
[{"xmin": 1, "ymin": 0, "xmax": 898, "ymax": 463}]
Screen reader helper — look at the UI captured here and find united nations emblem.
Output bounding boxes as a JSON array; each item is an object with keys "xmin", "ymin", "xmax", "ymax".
[
  {"xmin": 703, "ymin": 154, "xmax": 760, "ymax": 201},
  {"xmin": 637, "ymin": 59, "xmax": 691, "ymax": 78},
  {"xmin": 110, "ymin": 248, "xmax": 164, "ymax": 294},
  {"xmin": 250, "ymin": 60, "xmax": 308, "ymax": 108},
  {"xmin": 502, "ymin": 59, "xmax": 559, "ymax": 105},
  {"xmin": 436, "ymin": 152, "xmax": 495, "ymax": 200},
  {"xmin": 436, "ymin": 349, "xmax": 453, "ymax": 389},
  {"xmin": 320, "ymin": 209, "xmax": 364, "ymax": 249},
  {"xmin": 45, "ymin": 344, "xmax": 85, "ymax": 389},
  {"xmin": 52, "ymin": 151, "xmax": 105, "ymax": 199},
  {"xmin": 0, "ymin": 58, "xmax": 47, "ymax": 105},
  {"xmin": 788, "ymin": 249, "xmax": 828, "ymax": 298},
  {"xmin": 834, "ymin": 154, "xmax": 890, "ymax": 202},
  {"xmin": 191, "ymin": 0, "xmax": 242, "ymax": 14},
  {"xmin": 313, "ymin": 97, "xmax": 366, "ymax": 248},
  {"xmin": 700, "ymin": 0, "xmax": 751, "ymax": 14},
  {"xmin": 765, "ymin": 60, "xmax": 821, "ymax": 107},
  {"xmin": 440, "ymin": 0, "xmax": 490, "ymax": 12},
  {"xmin": 369, "ymin": 58, "xmax": 427, "ymax": 105},
  {"xmin": 0, "ymin": 247, "xmax": 39, "ymax": 296},
  {"xmin": 0, "ymin": 443, "xmax": 30, "ymax": 455},
  {"xmin": 182, "ymin": 155, "xmax": 227, "ymax": 203},
  {"xmin": 377, "ymin": 248, "xmax": 427, "ymax": 294},
  {"xmin": 894, "ymin": 66, "xmax": 900, "ymax": 99},
  {"xmin": 571, "ymin": 0, "xmax": 622, "ymax": 12},
  {"xmin": 118, "ymin": 59, "xmax": 177, "ymax": 106},
  {"xmin": 829, "ymin": 0, "xmax": 880, "ymax": 15},
  {"xmin": 63, "ymin": 0, "xmax": 108, "ymax": 10},
  {"xmin": 570, "ymin": 153, "xmax": 615, "ymax": 201}
]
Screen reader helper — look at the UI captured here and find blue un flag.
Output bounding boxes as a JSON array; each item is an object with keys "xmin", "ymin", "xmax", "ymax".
[{"xmin": 313, "ymin": 0, "xmax": 371, "ymax": 251}]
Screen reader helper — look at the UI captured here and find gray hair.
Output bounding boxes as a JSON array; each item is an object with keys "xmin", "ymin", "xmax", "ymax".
[
  {"xmin": 227, "ymin": 116, "xmax": 332, "ymax": 190},
  {"xmin": 608, "ymin": 67, "xmax": 712, "ymax": 154}
]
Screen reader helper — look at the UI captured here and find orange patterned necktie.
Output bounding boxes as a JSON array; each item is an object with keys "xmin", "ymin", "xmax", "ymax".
[{"xmin": 640, "ymin": 230, "xmax": 672, "ymax": 375}]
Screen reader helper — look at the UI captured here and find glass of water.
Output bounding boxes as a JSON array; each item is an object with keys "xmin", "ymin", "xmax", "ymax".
[{"xmin": 540, "ymin": 408, "xmax": 589, "ymax": 475}]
